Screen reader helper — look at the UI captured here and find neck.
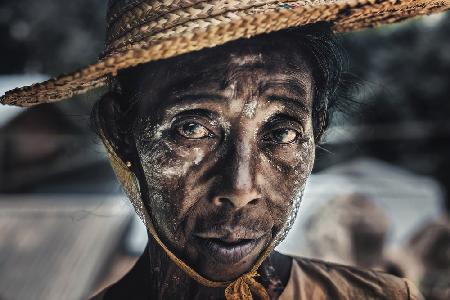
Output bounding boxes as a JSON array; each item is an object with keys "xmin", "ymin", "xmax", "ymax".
[
  {"xmin": 146, "ymin": 237, "xmax": 224, "ymax": 300},
  {"xmin": 116, "ymin": 238, "xmax": 291, "ymax": 300}
]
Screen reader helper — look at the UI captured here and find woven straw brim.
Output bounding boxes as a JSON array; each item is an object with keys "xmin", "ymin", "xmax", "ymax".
[{"xmin": 2, "ymin": 0, "xmax": 449, "ymax": 107}]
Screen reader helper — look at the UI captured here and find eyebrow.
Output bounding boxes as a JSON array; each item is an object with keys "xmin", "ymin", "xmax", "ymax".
[
  {"xmin": 171, "ymin": 92, "xmax": 225, "ymax": 104},
  {"xmin": 156, "ymin": 92, "xmax": 225, "ymax": 116},
  {"xmin": 259, "ymin": 80, "xmax": 311, "ymax": 114},
  {"xmin": 266, "ymin": 95, "xmax": 311, "ymax": 116},
  {"xmin": 174, "ymin": 108, "xmax": 219, "ymax": 120},
  {"xmin": 259, "ymin": 79, "xmax": 308, "ymax": 99},
  {"xmin": 260, "ymin": 80, "xmax": 311, "ymax": 114}
]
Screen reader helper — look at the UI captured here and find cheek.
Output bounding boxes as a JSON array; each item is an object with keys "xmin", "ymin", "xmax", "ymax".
[
  {"xmin": 135, "ymin": 135, "xmax": 211, "ymax": 240},
  {"xmin": 257, "ymin": 138, "xmax": 315, "ymax": 224},
  {"xmin": 137, "ymin": 134, "xmax": 208, "ymax": 185},
  {"xmin": 262, "ymin": 136, "xmax": 315, "ymax": 181},
  {"xmin": 159, "ymin": 144, "xmax": 206, "ymax": 179},
  {"xmin": 292, "ymin": 137, "xmax": 315, "ymax": 184},
  {"xmin": 135, "ymin": 140, "xmax": 178, "ymax": 236}
]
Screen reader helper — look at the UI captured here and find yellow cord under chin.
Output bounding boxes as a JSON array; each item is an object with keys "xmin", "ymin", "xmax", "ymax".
[{"xmin": 100, "ymin": 130, "xmax": 271, "ymax": 300}]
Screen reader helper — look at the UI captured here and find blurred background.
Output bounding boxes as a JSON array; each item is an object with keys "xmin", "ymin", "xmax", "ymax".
[{"xmin": 0, "ymin": 1, "xmax": 449, "ymax": 300}]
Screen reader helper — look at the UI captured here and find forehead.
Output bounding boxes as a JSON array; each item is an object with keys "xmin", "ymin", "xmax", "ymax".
[{"xmin": 124, "ymin": 37, "xmax": 314, "ymax": 111}]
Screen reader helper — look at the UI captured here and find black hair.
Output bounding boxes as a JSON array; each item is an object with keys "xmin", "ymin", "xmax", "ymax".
[{"xmin": 93, "ymin": 21, "xmax": 350, "ymax": 142}]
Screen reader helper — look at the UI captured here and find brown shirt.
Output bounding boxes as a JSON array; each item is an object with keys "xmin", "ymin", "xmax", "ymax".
[
  {"xmin": 91, "ymin": 257, "xmax": 423, "ymax": 300},
  {"xmin": 279, "ymin": 258, "xmax": 423, "ymax": 300}
]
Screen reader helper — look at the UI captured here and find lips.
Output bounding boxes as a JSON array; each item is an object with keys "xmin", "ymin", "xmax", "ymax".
[
  {"xmin": 195, "ymin": 236, "xmax": 261, "ymax": 264},
  {"xmin": 194, "ymin": 234, "xmax": 264, "ymax": 264}
]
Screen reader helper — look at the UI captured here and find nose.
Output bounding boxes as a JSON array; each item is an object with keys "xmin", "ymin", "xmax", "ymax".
[
  {"xmin": 213, "ymin": 190, "xmax": 261, "ymax": 209},
  {"xmin": 212, "ymin": 134, "xmax": 262, "ymax": 209}
]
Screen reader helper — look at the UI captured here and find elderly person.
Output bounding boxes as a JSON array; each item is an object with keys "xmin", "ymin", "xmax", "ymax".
[{"xmin": 2, "ymin": 1, "xmax": 449, "ymax": 299}]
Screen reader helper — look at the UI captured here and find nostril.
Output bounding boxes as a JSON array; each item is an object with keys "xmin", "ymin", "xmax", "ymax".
[
  {"xmin": 213, "ymin": 195, "xmax": 261, "ymax": 208},
  {"xmin": 218, "ymin": 197, "xmax": 228, "ymax": 204},
  {"xmin": 216, "ymin": 197, "xmax": 233, "ymax": 207},
  {"xmin": 249, "ymin": 198, "xmax": 260, "ymax": 205}
]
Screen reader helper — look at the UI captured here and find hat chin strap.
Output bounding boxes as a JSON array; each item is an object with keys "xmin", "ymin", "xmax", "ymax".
[{"xmin": 99, "ymin": 129, "xmax": 275, "ymax": 300}]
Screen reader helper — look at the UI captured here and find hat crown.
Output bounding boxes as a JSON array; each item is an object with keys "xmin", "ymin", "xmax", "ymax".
[{"xmin": 102, "ymin": 0, "xmax": 331, "ymax": 57}]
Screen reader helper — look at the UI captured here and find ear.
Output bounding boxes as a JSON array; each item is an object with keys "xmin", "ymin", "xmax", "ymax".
[
  {"xmin": 94, "ymin": 92, "xmax": 137, "ymax": 165},
  {"xmin": 95, "ymin": 92, "xmax": 152, "ymax": 207}
]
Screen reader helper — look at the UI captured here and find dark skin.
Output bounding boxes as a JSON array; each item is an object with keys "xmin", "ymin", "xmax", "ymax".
[{"xmin": 99, "ymin": 41, "xmax": 316, "ymax": 299}]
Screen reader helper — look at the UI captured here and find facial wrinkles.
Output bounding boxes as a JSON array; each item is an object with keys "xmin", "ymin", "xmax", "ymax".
[
  {"xmin": 294, "ymin": 136, "xmax": 315, "ymax": 182},
  {"xmin": 228, "ymin": 104, "xmax": 312, "ymax": 245},
  {"xmin": 135, "ymin": 119, "xmax": 184, "ymax": 239},
  {"xmin": 135, "ymin": 137, "xmax": 174, "ymax": 238},
  {"xmin": 135, "ymin": 111, "xmax": 226, "ymax": 245},
  {"xmin": 221, "ymin": 60, "xmax": 314, "ymax": 218},
  {"xmin": 129, "ymin": 49, "xmax": 317, "ymax": 274},
  {"xmin": 139, "ymin": 104, "xmax": 213, "ymax": 179},
  {"xmin": 226, "ymin": 81, "xmax": 240, "ymax": 115},
  {"xmin": 137, "ymin": 102, "xmax": 236, "ymax": 232},
  {"xmin": 241, "ymin": 71, "xmax": 260, "ymax": 120},
  {"xmin": 225, "ymin": 54, "xmax": 265, "ymax": 119},
  {"xmin": 255, "ymin": 104, "xmax": 315, "ymax": 237},
  {"xmin": 243, "ymin": 92, "xmax": 258, "ymax": 119},
  {"xmin": 222, "ymin": 67, "xmax": 266, "ymax": 190},
  {"xmin": 257, "ymin": 132, "xmax": 314, "ymax": 198}
]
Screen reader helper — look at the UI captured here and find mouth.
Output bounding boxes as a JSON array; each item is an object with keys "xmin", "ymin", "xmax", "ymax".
[{"xmin": 194, "ymin": 235, "xmax": 264, "ymax": 264}]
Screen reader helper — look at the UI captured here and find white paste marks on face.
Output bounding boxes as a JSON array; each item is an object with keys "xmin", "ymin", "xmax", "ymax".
[
  {"xmin": 229, "ymin": 53, "xmax": 264, "ymax": 66},
  {"xmin": 227, "ymin": 80, "xmax": 242, "ymax": 115},
  {"xmin": 235, "ymin": 140, "xmax": 253, "ymax": 190},
  {"xmin": 226, "ymin": 54, "xmax": 263, "ymax": 120},
  {"xmin": 149, "ymin": 119, "xmax": 171, "ymax": 140},
  {"xmin": 227, "ymin": 81, "xmax": 259, "ymax": 120},
  {"xmin": 242, "ymin": 96, "xmax": 258, "ymax": 119},
  {"xmin": 161, "ymin": 147, "xmax": 205, "ymax": 179},
  {"xmin": 294, "ymin": 136, "xmax": 315, "ymax": 181},
  {"xmin": 193, "ymin": 148, "xmax": 205, "ymax": 165}
]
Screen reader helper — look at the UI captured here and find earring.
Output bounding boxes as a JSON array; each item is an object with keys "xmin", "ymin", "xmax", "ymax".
[{"xmin": 126, "ymin": 161, "xmax": 132, "ymax": 168}]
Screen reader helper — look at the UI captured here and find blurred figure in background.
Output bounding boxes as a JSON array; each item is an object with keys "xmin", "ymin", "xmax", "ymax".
[
  {"xmin": 408, "ymin": 216, "xmax": 450, "ymax": 300},
  {"xmin": 303, "ymin": 193, "xmax": 404, "ymax": 275},
  {"xmin": 302, "ymin": 192, "xmax": 450, "ymax": 296}
]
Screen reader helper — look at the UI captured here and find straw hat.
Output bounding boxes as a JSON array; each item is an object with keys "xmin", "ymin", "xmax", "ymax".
[{"xmin": 1, "ymin": 0, "xmax": 449, "ymax": 107}]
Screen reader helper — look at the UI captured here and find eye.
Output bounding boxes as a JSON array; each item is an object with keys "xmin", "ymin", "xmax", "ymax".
[
  {"xmin": 264, "ymin": 128, "xmax": 299, "ymax": 144},
  {"xmin": 176, "ymin": 121, "xmax": 213, "ymax": 139}
]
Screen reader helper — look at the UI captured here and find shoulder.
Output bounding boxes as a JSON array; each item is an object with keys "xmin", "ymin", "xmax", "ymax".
[{"xmin": 290, "ymin": 257, "xmax": 423, "ymax": 300}]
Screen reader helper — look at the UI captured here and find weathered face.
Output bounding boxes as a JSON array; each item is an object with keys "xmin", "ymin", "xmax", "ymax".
[{"xmin": 128, "ymin": 46, "xmax": 316, "ymax": 281}]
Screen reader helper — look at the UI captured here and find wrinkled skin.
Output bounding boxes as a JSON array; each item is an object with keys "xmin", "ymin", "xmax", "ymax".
[{"xmin": 101, "ymin": 41, "xmax": 316, "ymax": 298}]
